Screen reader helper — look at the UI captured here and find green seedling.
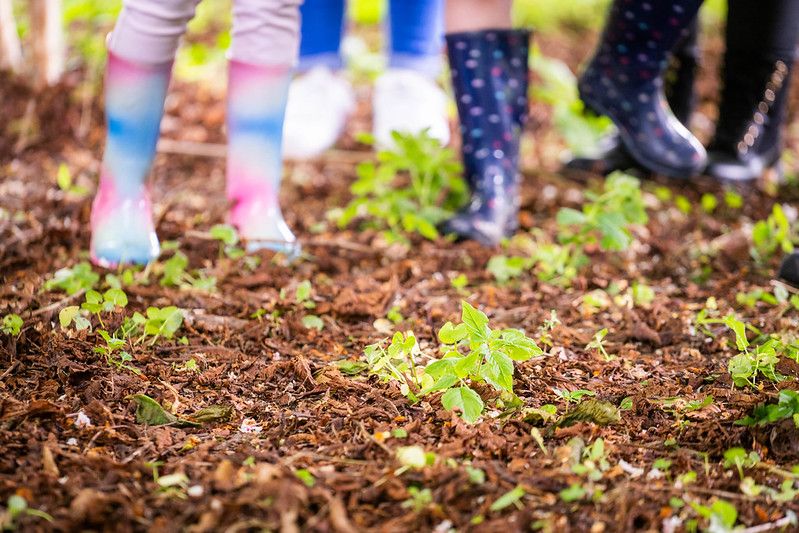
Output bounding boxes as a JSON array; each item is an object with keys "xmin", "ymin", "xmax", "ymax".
[
  {"xmin": 689, "ymin": 499, "xmax": 739, "ymax": 532},
  {"xmin": 695, "ymin": 313, "xmax": 786, "ymax": 388},
  {"xmin": 401, "ymin": 487, "xmax": 433, "ymax": 512},
  {"xmin": 1, "ymin": 314, "xmax": 23, "ymax": 336},
  {"xmin": 209, "ymin": 223, "xmax": 245, "ymax": 259},
  {"xmin": 736, "ymin": 389, "xmax": 799, "ymax": 427},
  {"xmin": 333, "ymin": 130, "xmax": 466, "ymax": 243},
  {"xmin": 1, "ymin": 495, "xmax": 53, "ymax": 530},
  {"xmin": 365, "ymin": 301, "xmax": 543, "ymax": 423},
  {"xmin": 553, "ymin": 388, "xmax": 595, "ymax": 404},
  {"xmin": 751, "ymin": 204, "xmax": 796, "ymax": 265},
  {"xmin": 585, "ymin": 328, "xmax": 613, "ymax": 361},
  {"xmin": 490, "ymin": 486, "xmax": 526, "ymax": 512},
  {"xmin": 45, "ymin": 262, "xmax": 99, "ymax": 294},
  {"xmin": 56, "ymin": 163, "xmax": 89, "ymax": 196},
  {"xmin": 722, "ymin": 447, "xmax": 760, "ymax": 480}
]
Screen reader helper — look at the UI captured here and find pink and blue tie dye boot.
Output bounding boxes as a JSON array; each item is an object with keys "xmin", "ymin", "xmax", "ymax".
[
  {"xmin": 227, "ymin": 60, "xmax": 298, "ymax": 257},
  {"xmin": 90, "ymin": 51, "xmax": 171, "ymax": 267}
]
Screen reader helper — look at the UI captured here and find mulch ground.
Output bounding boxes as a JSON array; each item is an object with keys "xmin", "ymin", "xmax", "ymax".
[{"xmin": 2, "ymin": 24, "xmax": 799, "ymax": 533}]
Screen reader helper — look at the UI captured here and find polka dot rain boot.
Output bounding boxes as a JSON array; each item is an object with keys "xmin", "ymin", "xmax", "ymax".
[
  {"xmin": 439, "ymin": 29, "xmax": 531, "ymax": 246},
  {"xmin": 90, "ymin": 52, "xmax": 171, "ymax": 267},
  {"xmin": 577, "ymin": 0, "xmax": 706, "ymax": 179},
  {"xmin": 566, "ymin": 20, "xmax": 700, "ymax": 177},
  {"xmin": 227, "ymin": 59, "xmax": 299, "ymax": 258}
]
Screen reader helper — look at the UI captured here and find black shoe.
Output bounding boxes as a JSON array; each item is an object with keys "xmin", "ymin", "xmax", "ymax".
[
  {"xmin": 706, "ymin": 59, "xmax": 792, "ymax": 183},
  {"xmin": 779, "ymin": 252, "xmax": 799, "ymax": 286}
]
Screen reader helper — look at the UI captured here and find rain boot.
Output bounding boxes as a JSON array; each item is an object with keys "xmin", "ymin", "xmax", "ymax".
[
  {"xmin": 578, "ymin": 0, "xmax": 706, "ymax": 179},
  {"xmin": 227, "ymin": 59, "xmax": 299, "ymax": 257},
  {"xmin": 706, "ymin": 0, "xmax": 799, "ymax": 183},
  {"xmin": 566, "ymin": 20, "xmax": 700, "ymax": 176},
  {"xmin": 439, "ymin": 29, "xmax": 531, "ymax": 246},
  {"xmin": 90, "ymin": 51, "xmax": 171, "ymax": 267}
]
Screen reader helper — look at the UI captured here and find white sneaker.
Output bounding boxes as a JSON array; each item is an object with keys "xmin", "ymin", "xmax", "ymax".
[
  {"xmin": 373, "ymin": 68, "xmax": 450, "ymax": 150},
  {"xmin": 283, "ymin": 67, "xmax": 355, "ymax": 160}
]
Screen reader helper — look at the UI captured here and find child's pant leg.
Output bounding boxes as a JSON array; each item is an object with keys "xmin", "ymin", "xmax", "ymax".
[
  {"xmin": 298, "ymin": 0, "xmax": 346, "ymax": 71},
  {"xmin": 108, "ymin": 0, "xmax": 202, "ymax": 63},
  {"xmin": 231, "ymin": 0, "xmax": 303, "ymax": 67},
  {"xmin": 388, "ymin": 0, "xmax": 444, "ymax": 77}
]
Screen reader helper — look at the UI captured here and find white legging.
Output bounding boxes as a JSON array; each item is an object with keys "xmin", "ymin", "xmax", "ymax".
[{"xmin": 108, "ymin": 0, "xmax": 303, "ymax": 66}]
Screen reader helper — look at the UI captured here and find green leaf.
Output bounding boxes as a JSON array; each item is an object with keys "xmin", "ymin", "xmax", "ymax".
[
  {"xmin": 489, "ymin": 486, "xmax": 525, "ymax": 512},
  {"xmin": 209, "ymin": 224, "xmax": 239, "ymax": 246},
  {"xmin": 103, "ymin": 288, "xmax": 128, "ymax": 308},
  {"xmin": 559, "ymin": 483, "xmax": 586, "ymax": 502},
  {"xmin": 461, "ymin": 301, "xmax": 489, "ymax": 345},
  {"xmin": 1, "ymin": 314, "xmax": 23, "ymax": 336},
  {"xmin": 441, "ymin": 386, "xmax": 484, "ymax": 423},
  {"xmin": 295, "ymin": 469, "xmax": 316, "ymax": 487},
  {"xmin": 127, "ymin": 394, "xmax": 179, "ymax": 426},
  {"xmin": 556, "ymin": 207, "xmax": 587, "ymax": 227},
  {"xmin": 438, "ymin": 321, "xmax": 468, "ymax": 344},
  {"xmin": 126, "ymin": 394, "xmax": 200, "ymax": 427},
  {"xmin": 302, "ymin": 315, "xmax": 324, "ymax": 331},
  {"xmin": 184, "ymin": 405, "xmax": 234, "ymax": 424},
  {"xmin": 480, "ymin": 351, "xmax": 514, "ymax": 392},
  {"xmin": 556, "ymin": 399, "xmax": 621, "ymax": 428}
]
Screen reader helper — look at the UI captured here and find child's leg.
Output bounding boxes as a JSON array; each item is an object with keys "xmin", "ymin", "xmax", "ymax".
[
  {"xmin": 283, "ymin": 0, "xmax": 354, "ymax": 160},
  {"xmin": 91, "ymin": 0, "xmax": 200, "ymax": 266},
  {"xmin": 227, "ymin": 0, "xmax": 302, "ymax": 255},
  {"xmin": 387, "ymin": 0, "xmax": 444, "ymax": 77},
  {"xmin": 439, "ymin": 0, "xmax": 529, "ymax": 246},
  {"xmin": 374, "ymin": 0, "xmax": 449, "ymax": 149},
  {"xmin": 298, "ymin": 0, "xmax": 346, "ymax": 71}
]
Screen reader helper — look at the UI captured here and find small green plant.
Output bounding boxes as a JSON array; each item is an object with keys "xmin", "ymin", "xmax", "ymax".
[
  {"xmin": 722, "ymin": 447, "xmax": 760, "ymax": 480},
  {"xmin": 365, "ymin": 301, "xmax": 543, "ymax": 423},
  {"xmin": 1, "ymin": 314, "xmax": 23, "ymax": 336},
  {"xmin": 490, "ymin": 486, "xmax": 526, "ymax": 512},
  {"xmin": 585, "ymin": 328, "xmax": 613, "ymax": 361},
  {"xmin": 127, "ymin": 306, "xmax": 185, "ymax": 344},
  {"xmin": 44, "ymin": 262, "xmax": 99, "ymax": 294},
  {"xmin": 695, "ymin": 313, "xmax": 785, "ymax": 388},
  {"xmin": 95, "ymin": 330, "xmax": 141, "ymax": 374},
  {"xmin": 556, "ymin": 172, "xmax": 648, "ymax": 253},
  {"xmin": 56, "ymin": 163, "xmax": 89, "ymax": 196},
  {"xmin": 209, "ymin": 224, "xmax": 246, "ymax": 259},
  {"xmin": 689, "ymin": 499, "xmax": 739, "ymax": 532},
  {"xmin": 0, "ymin": 495, "xmax": 53, "ymax": 530},
  {"xmin": 553, "ymin": 388, "xmax": 595, "ymax": 404},
  {"xmin": 736, "ymin": 389, "xmax": 799, "ymax": 427},
  {"xmin": 333, "ymin": 130, "xmax": 467, "ymax": 243},
  {"xmin": 401, "ymin": 487, "xmax": 433, "ymax": 512},
  {"xmin": 751, "ymin": 204, "xmax": 796, "ymax": 265}
]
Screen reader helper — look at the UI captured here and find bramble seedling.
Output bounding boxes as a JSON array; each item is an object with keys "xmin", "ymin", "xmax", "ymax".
[
  {"xmin": 56, "ymin": 163, "xmax": 89, "ymax": 196},
  {"xmin": 333, "ymin": 130, "xmax": 466, "ymax": 243},
  {"xmin": 1, "ymin": 314, "xmax": 23, "ymax": 336},
  {"xmin": 365, "ymin": 301, "xmax": 543, "ymax": 422},
  {"xmin": 401, "ymin": 487, "xmax": 432, "ymax": 512}
]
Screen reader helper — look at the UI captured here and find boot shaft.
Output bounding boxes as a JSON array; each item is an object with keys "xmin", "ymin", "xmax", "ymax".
[{"xmin": 446, "ymin": 28, "xmax": 531, "ymax": 194}]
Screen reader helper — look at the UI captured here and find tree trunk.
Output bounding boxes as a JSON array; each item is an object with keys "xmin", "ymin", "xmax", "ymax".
[
  {"xmin": 0, "ymin": 0, "xmax": 23, "ymax": 73},
  {"xmin": 28, "ymin": 0, "xmax": 64, "ymax": 86}
]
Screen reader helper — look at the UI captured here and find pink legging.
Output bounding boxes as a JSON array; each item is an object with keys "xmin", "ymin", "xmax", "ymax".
[{"xmin": 108, "ymin": 0, "xmax": 303, "ymax": 66}]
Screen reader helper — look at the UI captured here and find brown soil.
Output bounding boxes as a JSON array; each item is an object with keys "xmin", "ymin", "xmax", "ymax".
[{"xmin": 2, "ymin": 27, "xmax": 799, "ymax": 533}]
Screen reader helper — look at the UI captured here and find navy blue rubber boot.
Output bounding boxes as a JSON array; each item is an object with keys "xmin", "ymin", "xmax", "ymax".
[
  {"xmin": 578, "ymin": 0, "xmax": 706, "ymax": 179},
  {"xmin": 440, "ymin": 29, "xmax": 531, "ymax": 246},
  {"xmin": 566, "ymin": 20, "xmax": 700, "ymax": 177},
  {"xmin": 779, "ymin": 253, "xmax": 799, "ymax": 286}
]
